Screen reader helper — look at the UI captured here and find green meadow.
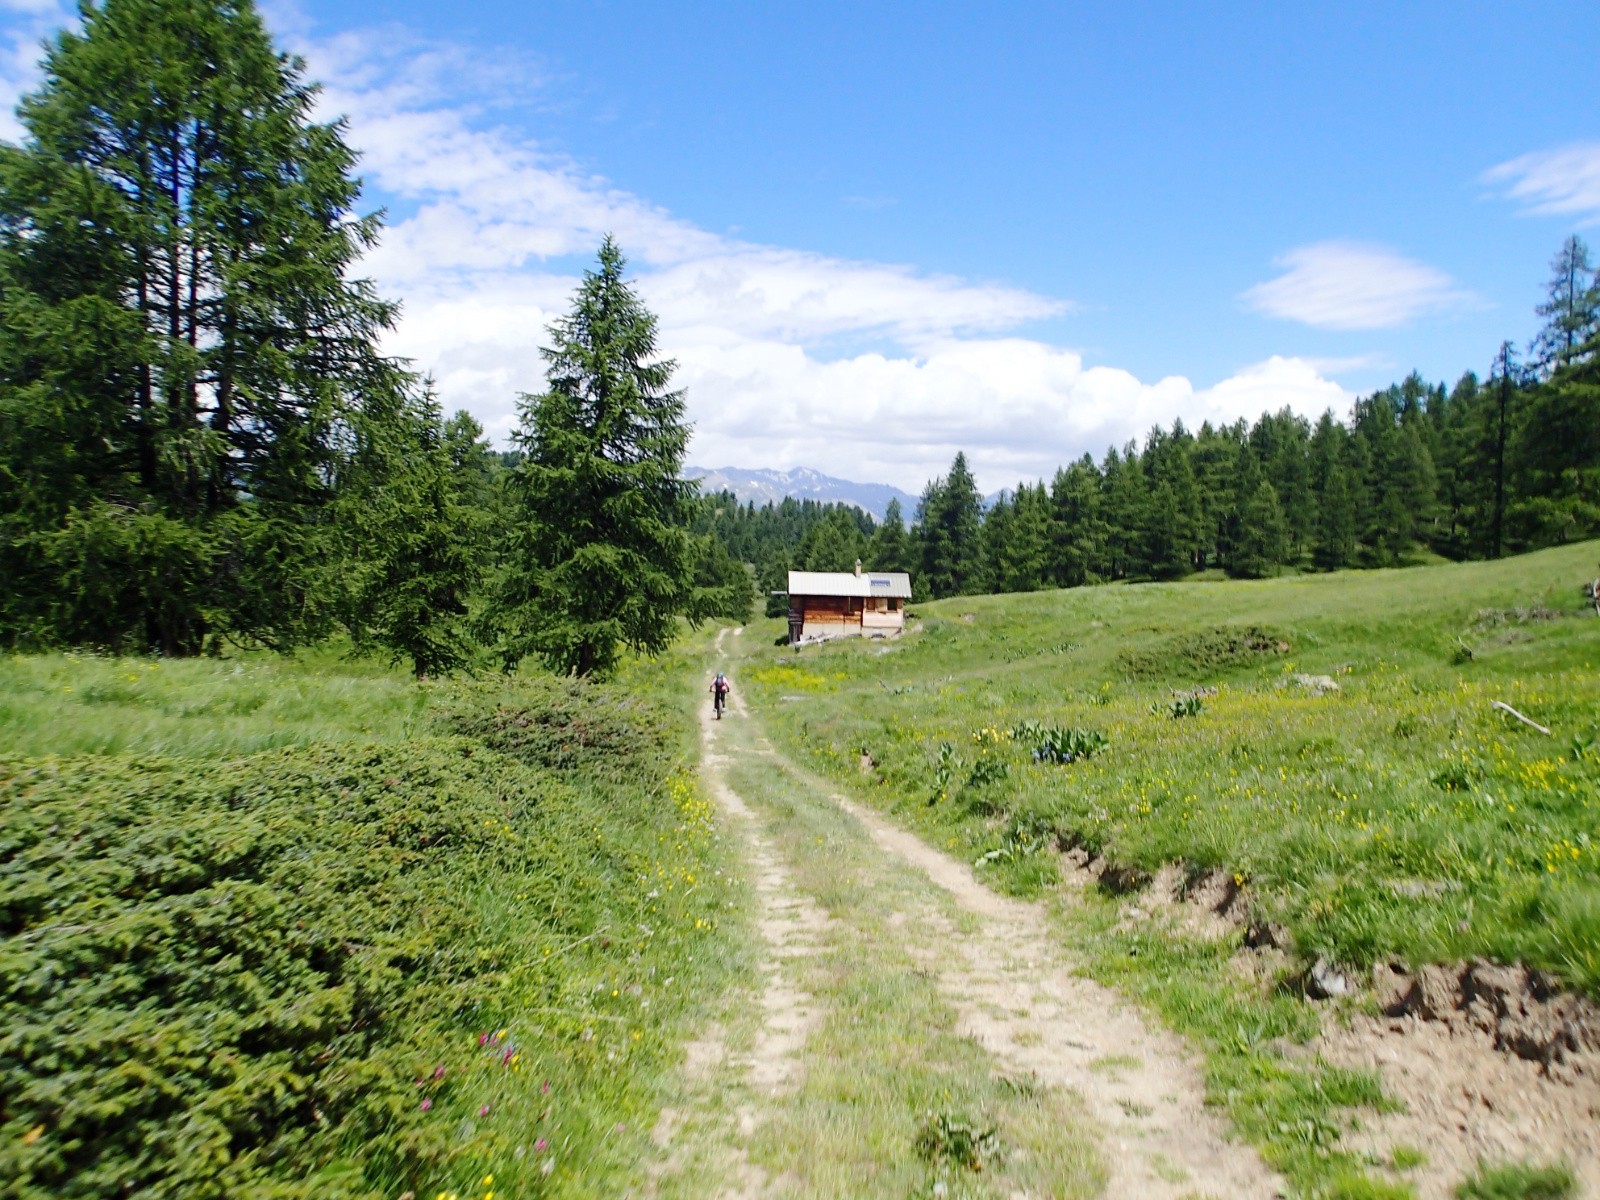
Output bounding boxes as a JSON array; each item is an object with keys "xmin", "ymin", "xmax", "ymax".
[{"xmin": 742, "ymin": 540, "xmax": 1600, "ymax": 1194}]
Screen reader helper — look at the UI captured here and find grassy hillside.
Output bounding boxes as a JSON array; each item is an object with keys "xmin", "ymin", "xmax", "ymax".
[
  {"xmin": 743, "ymin": 541, "xmax": 1600, "ymax": 1196},
  {"xmin": 1, "ymin": 646, "xmax": 747, "ymax": 1199}
]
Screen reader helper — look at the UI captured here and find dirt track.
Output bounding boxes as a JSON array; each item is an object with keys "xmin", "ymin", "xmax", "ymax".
[{"xmin": 645, "ymin": 630, "xmax": 1281, "ymax": 1198}]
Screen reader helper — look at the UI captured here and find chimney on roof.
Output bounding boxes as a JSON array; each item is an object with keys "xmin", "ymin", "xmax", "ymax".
[{"xmin": 854, "ymin": 558, "xmax": 862, "ymax": 576}]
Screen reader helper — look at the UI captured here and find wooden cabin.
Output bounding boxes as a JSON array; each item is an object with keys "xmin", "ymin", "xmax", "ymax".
[{"xmin": 787, "ymin": 563, "xmax": 912, "ymax": 644}]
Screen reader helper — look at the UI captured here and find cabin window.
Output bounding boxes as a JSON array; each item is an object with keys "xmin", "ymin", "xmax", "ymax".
[{"xmin": 888, "ymin": 598, "xmax": 900, "ymax": 611}]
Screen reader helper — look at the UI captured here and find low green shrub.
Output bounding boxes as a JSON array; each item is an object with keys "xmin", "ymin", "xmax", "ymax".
[
  {"xmin": 1, "ymin": 666, "xmax": 735, "ymax": 1198},
  {"xmin": 1, "ymin": 740, "xmax": 535, "ymax": 1195},
  {"xmin": 1119, "ymin": 624, "xmax": 1289, "ymax": 679}
]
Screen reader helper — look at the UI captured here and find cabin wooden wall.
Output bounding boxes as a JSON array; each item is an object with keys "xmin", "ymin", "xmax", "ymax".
[{"xmin": 791, "ymin": 595, "xmax": 904, "ymax": 642}]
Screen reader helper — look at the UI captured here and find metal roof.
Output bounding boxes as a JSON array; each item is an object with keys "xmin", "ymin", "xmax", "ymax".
[{"xmin": 787, "ymin": 570, "xmax": 912, "ymax": 599}]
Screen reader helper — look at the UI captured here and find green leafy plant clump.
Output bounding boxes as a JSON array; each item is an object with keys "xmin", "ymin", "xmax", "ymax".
[
  {"xmin": 914, "ymin": 1110, "xmax": 1002, "ymax": 1174},
  {"xmin": 1152, "ymin": 692, "xmax": 1206, "ymax": 719},
  {"xmin": 1015, "ymin": 721, "xmax": 1108, "ymax": 764}
]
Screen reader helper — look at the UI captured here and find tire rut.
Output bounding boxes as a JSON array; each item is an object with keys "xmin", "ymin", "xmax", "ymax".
[{"xmin": 648, "ymin": 630, "xmax": 831, "ymax": 1198}]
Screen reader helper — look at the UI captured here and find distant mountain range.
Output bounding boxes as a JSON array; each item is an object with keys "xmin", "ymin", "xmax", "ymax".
[{"xmin": 686, "ymin": 466, "xmax": 919, "ymax": 522}]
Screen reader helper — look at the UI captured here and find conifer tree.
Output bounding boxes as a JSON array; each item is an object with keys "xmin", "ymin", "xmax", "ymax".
[
  {"xmin": 1223, "ymin": 446, "xmax": 1266, "ymax": 574},
  {"xmin": 1234, "ymin": 481, "xmax": 1288, "ymax": 578},
  {"xmin": 1531, "ymin": 235, "xmax": 1600, "ymax": 376},
  {"xmin": 1047, "ymin": 457, "xmax": 1105, "ymax": 586},
  {"xmin": 1514, "ymin": 327, "xmax": 1600, "ymax": 544},
  {"xmin": 1313, "ymin": 461, "xmax": 1357, "ymax": 570},
  {"xmin": 0, "ymin": 0, "xmax": 408, "ymax": 653},
  {"xmin": 1007, "ymin": 483, "xmax": 1053, "ymax": 591},
  {"xmin": 1486, "ymin": 342, "xmax": 1523, "ymax": 558},
  {"xmin": 1143, "ymin": 430, "xmax": 1200, "ymax": 578},
  {"xmin": 492, "ymin": 237, "xmax": 694, "ymax": 676},
  {"xmin": 1189, "ymin": 423, "xmax": 1241, "ymax": 570},
  {"xmin": 797, "ymin": 507, "xmax": 866, "ymax": 571},
  {"xmin": 1309, "ymin": 412, "xmax": 1356, "ymax": 569},
  {"xmin": 915, "ymin": 452, "xmax": 984, "ymax": 597},
  {"xmin": 688, "ymin": 534, "xmax": 754, "ymax": 623},
  {"xmin": 341, "ymin": 393, "xmax": 480, "ymax": 678},
  {"xmin": 982, "ymin": 484, "xmax": 1050, "ymax": 593},
  {"xmin": 867, "ymin": 497, "xmax": 913, "ymax": 574},
  {"xmin": 1100, "ymin": 444, "xmax": 1151, "ymax": 579}
]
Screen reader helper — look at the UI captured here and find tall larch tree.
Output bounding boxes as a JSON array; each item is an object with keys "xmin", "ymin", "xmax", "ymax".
[
  {"xmin": 1531, "ymin": 235, "xmax": 1600, "ymax": 377},
  {"xmin": 0, "ymin": 0, "xmax": 412, "ymax": 654}
]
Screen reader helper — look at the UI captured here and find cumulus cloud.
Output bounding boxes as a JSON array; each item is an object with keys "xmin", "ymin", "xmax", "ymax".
[
  {"xmin": 1241, "ymin": 241, "xmax": 1474, "ymax": 331},
  {"xmin": 1483, "ymin": 141, "xmax": 1600, "ymax": 225},
  {"xmin": 297, "ymin": 29, "xmax": 1362, "ymax": 490},
  {"xmin": 0, "ymin": 7, "xmax": 1359, "ymax": 493},
  {"xmin": 678, "ymin": 344, "xmax": 1350, "ymax": 488}
]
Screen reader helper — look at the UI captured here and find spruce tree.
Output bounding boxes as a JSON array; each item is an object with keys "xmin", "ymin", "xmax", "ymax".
[
  {"xmin": 797, "ymin": 508, "xmax": 866, "ymax": 571},
  {"xmin": 1004, "ymin": 483, "xmax": 1053, "ymax": 592},
  {"xmin": 981, "ymin": 491, "xmax": 1014, "ymax": 587},
  {"xmin": 1047, "ymin": 457, "xmax": 1106, "ymax": 586},
  {"xmin": 867, "ymin": 497, "xmax": 913, "ymax": 574},
  {"xmin": 493, "ymin": 237, "xmax": 694, "ymax": 676},
  {"xmin": 1100, "ymin": 444, "xmax": 1151, "ymax": 579},
  {"xmin": 688, "ymin": 534, "xmax": 754, "ymax": 623},
  {"xmin": 916, "ymin": 452, "xmax": 984, "ymax": 597},
  {"xmin": 0, "ymin": 0, "xmax": 407, "ymax": 653},
  {"xmin": 1313, "ymin": 461, "xmax": 1357, "ymax": 570}
]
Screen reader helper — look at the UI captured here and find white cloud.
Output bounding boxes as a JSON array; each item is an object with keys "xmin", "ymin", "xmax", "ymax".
[
  {"xmin": 0, "ymin": 0, "xmax": 68, "ymax": 143},
  {"xmin": 0, "ymin": 9, "xmax": 1359, "ymax": 494},
  {"xmin": 1483, "ymin": 141, "xmax": 1600, "ymax": 225},
  {"xmin": 1298, "ymin": 352, "xmax": 1395, "ymax": 377},
  {"xmin": 295, "ymin": 30, "xmax": 1360, "ymax": 491},
  {"xmin": 1241, "ymin": 240, "xmax": 1474, "ymax": 331}
]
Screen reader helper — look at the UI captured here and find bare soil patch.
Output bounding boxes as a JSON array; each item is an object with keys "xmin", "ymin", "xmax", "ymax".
[
  {"xmin": 1319, "ymin": 963, "xmax": 1600, "ymax": 1199},
  {"xmin": 1057, "ymin": 841, "xmax": 1600, "ymax": 1197}
]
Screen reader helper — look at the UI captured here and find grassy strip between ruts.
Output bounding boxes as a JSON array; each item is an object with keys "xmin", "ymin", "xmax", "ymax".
[
  {"xmin": 742, "ymin": 541, "xmax": 1600, "ymax": 1199},
  {"xmin": 1, "ymin": 644, "xmax": 744, "ymax": 1199}
]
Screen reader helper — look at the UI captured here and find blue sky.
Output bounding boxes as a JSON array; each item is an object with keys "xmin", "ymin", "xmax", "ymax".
[{"xmin": 3, "ymin": 0, "xmax": 1598, "ymax": 490}]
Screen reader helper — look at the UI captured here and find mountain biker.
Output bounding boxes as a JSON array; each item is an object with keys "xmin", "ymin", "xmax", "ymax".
[{"xmin": 710, "ymin": 671, "xmax": 730, "ymax": 718}]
